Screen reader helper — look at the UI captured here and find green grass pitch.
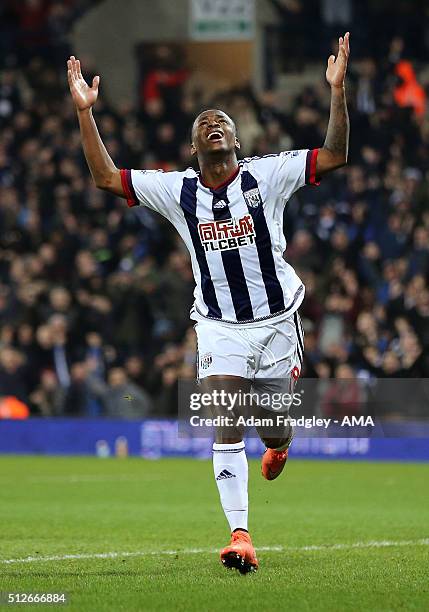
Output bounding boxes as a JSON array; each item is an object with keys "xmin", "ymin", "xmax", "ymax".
[{"xmin": 0, "ymin": 456, "xmax": 428, "ymax": 611}]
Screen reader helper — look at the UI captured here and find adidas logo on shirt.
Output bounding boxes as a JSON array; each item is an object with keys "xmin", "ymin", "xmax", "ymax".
[
  {"xmin": 216, "ymin": 469, "xmax": 236, "ymax": 480},
  {"xmin": 213, "ymin": 200, "xmax": 227, "ymax": 209}
]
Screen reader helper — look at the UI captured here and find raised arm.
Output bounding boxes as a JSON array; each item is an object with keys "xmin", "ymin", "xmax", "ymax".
[
  {"xmin": 316, "ymin": 32, "xmax": 350, "ymax": 177},
  {"xmin": 67, "ymin": 56, "xmax": 124, "ymax": 196}
]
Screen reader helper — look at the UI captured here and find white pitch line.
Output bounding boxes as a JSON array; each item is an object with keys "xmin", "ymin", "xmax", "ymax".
[
  {"xmin": 1, "ymin": 539, "xmax": 428, "ymax": 565},
  {"xmin": 26, "ymin": 475, "xmax": 162, "ymax": 484}
]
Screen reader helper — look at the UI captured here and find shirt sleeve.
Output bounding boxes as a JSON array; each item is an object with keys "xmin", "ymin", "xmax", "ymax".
[
  {"xmin": 249, "ymin": 149, "xmax": 320, "ymax": 200},
  {"xmin": 120, "ymin": 168, "xmax": 178, "ymax": 218}
]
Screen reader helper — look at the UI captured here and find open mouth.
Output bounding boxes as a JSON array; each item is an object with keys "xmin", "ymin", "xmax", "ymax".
[{"xmin": 207, "ymin": 130, "xmax": 224, "ymax": 142}]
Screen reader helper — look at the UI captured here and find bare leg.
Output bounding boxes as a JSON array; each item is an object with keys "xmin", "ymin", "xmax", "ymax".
[
  {"xmin": 256, "ymin": 408, "xmax": 293, "ymax": 449},
  {"xmin": 201, "ymin": 375, "xmax": 292, "ymax": 448},
  {"xmin": 201, "ymin": 375, "xmax": 251, "ymax": 443}
]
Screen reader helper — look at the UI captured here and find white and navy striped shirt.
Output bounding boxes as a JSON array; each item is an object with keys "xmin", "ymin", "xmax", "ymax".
[{"xmin": 120, "ymin": 148, "xmax": 319, "ymax": 326}]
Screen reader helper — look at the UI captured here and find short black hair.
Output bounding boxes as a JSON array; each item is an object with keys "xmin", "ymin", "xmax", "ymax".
[{"xmin": 190, "ymin": 108, "xmax": 236, "ymax": 142}]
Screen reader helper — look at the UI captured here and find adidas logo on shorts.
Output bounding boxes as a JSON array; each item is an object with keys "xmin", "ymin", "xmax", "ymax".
[{"xmin": 216, "ymin": 469, "xmax": 236, "ymax": 480}]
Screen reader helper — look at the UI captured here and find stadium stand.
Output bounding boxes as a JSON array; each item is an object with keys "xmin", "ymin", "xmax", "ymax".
[{"xmin": 0, "ymin": 0, "xmax": 428, "ymax": 417}]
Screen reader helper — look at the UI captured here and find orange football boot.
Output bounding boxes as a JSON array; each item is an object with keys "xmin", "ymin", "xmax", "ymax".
[
  {"xmin": 220, "ymin": 530, "xmax": 258, "ymax": 573},
  {"xmin": 261, "ymin": 447, "xmax": 289, "ymax": 480},
  {"xmin": 262, "ymin": 426, "xmax": 294, "ymax": 480}
]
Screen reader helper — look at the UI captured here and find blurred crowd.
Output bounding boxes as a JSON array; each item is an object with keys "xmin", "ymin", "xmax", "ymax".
[
  {"xmin": 0, "ymin": 0, "xmax": 101, "ymax": 67},
  {"xmin": 266, "ymin": 0, "xmax": 429, "ymax": 75},
  {"xmin": 0, "ymin": 4, "xmax": 429, "ymax": 419}
]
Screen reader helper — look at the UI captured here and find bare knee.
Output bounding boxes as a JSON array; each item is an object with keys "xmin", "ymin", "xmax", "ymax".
[
  {"xmin": 201, "ymin": 375, "xmax": 250, "ymax": 445},
  {"xmin": 214, "ymin": 432, "xmax": 244, "ymax": 444},
  {"xmin": 261, "ymin": 435, "xmax": 289, "ymax": 449}
]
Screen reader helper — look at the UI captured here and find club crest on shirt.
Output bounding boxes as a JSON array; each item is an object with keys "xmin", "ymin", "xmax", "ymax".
[
  {"xmin": 243, "ymin": 187, "xmax": 262, "ymax": 208},
  {"xmin": 200, "ymin": 352, "xmax": 213, "ymax": 370}
]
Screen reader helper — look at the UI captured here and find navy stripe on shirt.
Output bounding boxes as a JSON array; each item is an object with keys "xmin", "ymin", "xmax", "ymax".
[
  {"xmin": 179, "ymin": 177, "xmax": 221, "ymax": 319},
  {"xmin": 241, "ymin": 170, "xmax": 285, "ymax": 314},
  {"xmin": 211, "ymin": 186, "xmax": 254, "ymax": 322}
]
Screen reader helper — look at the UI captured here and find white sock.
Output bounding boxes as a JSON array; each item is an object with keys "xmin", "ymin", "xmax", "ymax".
[{"xmin": 213, "ymin": 441, "xmax": 248, "ymax": 532}]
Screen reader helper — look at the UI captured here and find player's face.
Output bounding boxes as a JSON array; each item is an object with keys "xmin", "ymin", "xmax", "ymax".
[{"xmin": 191, "ymin": 110, "xmax": 239, "ymax": 157}]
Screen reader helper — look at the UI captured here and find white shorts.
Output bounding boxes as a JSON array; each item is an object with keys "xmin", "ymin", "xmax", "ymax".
[{"xmin": 195, "ymin": 312, "xmax": 304, "ymax": 384}]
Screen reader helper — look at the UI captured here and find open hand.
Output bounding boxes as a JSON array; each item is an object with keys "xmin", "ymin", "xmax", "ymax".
[
  {"xmin": 67, "ymin": 56, "xmax": 100, "ymax": 111},
  {"xmin": 326, "ymin": 32, "xmax": 350, "ymax": 89}
]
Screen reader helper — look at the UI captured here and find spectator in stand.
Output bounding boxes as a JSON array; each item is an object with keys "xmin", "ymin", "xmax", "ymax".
[
  {"xmin": 0, "ymin": 347, "xmax": 29, "ymax": 404},
  {"xmin": 98, "ymin": 367, "xmax": 152, "ymax": 419},
  {"xmin": 320, "ymin": 363, "xmax": 365, "ymax": 420},
  {"xmin": 394, "ymin": 61, "xmax": 426, "ymax": 118}
]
